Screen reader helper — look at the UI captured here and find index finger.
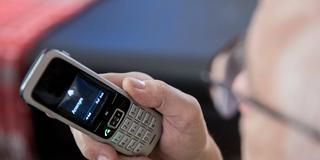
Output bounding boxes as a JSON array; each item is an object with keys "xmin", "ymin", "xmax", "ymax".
[{"xmin": 100, "ymin": 72, "xmax": 153, "ymax": 88}]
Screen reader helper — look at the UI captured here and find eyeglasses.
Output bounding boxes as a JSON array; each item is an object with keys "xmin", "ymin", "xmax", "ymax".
[
  {"xmin": 201, "ymin": 36, "xmax": 320, "ymax": 143},
  {"xmin": 201, "ymin": 36, "xmax": 244, "ymax": 119}
]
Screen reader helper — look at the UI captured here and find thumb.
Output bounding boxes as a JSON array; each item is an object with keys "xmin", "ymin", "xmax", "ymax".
[{"xmin": 122, "ymin": 77, "xmax": 201, "ymax": 119}]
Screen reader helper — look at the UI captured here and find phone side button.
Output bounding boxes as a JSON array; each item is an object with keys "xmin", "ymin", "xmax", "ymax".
[
  {"xmin": 149, "ymin": 134, "xmax": 156, "ymax": 145},
  {"xmin": 60, "ymin": 50, "xmax": 70, "ymax": 56}
]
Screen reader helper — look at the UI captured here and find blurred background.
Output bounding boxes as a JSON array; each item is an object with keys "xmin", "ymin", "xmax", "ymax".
[{"xmin": 0, "ymin": 0, "xmax": 256, "ymax": 159}]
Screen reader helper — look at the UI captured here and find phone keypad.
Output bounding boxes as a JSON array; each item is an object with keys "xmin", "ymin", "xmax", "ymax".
[{"xmin": 110, "ymin": 104, "xmax": 159, "ymax": 155}]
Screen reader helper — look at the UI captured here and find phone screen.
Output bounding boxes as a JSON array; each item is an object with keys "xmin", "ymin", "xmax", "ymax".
[
  {"xmin": 57, "ymin": 74, "xmax": 107, "ymax": 125},
  {"xmin": 31, "ymin": 58, "xmax": 124, "ymax": 130}
]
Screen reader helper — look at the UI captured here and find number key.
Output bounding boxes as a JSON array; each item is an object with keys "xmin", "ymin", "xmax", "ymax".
[
  {"xmin": 136, "ymin": 109, "xmax": 145, "ymax": 122},
  {"xmin": 111, "ymin": 132, "xmax": 124, "ymax": 144},
  {"xmin": 128, "ymin": 122, "xmax": 139, "ymax": 135},
  {"xmin": 126, "ymin": 139, "xmax": 138, "ymax": 151},
  {"xmin": 135, "ymin": 127, "xmax": 146, "ymax": 139},
  {"xmin": 119, "ymin": 136, "xmax": 130, "ymax": 148},
  {"xmin": 142, "ymin": 131, "xmax": 152, "ymax": 143},
  {"xmin": 149, "ymin": 117, "xmax": 156, "ymax": 129},
  {"xmin": 121, "ymin": 119, "xmax": 132, "ymax": 132},
  {"xmin": 133, "ymin": 143, "xmax": 144, "ymax": 154},
  {"xmin": 129, "ymin": 104, "xmax": 139, "ymax": 118}
]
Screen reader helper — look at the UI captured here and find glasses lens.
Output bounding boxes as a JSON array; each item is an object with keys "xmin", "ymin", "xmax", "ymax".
[{"xmin": 211, "ymin": 86, "xmax": 238, "ymax": 118}]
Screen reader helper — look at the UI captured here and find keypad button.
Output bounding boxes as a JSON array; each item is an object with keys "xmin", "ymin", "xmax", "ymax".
[
  {"xmin": 126, "ymin": 139, "xmax": 138, "ymax": 151},
  {"xmin": 128, "ymin": 122, "xmax": 139, "ymax": 135},
  {"xmin": 119, "ymin": 136, "xmax": 131, "ymax": 148},
  {"xmin": 136, "ymin": 109, "xmax": 145, "ymax": 122},
  {"xmin": 129, "ymin": 104, "xmax": 139, "ymax": 118},
  {"xmin": 142, "ymin": 112, "xmax": 151, "ymax": 125},
  {"xmin": 108, "ymin": 109, "xmax": 124, "ymax": 129},
  {"xmin": 149, "ymin": 117, "xmax": 156, "ymax": 129},
  {"xmin": 133, "ymin": 143, "xmax": 144, "ymax": 154},
  {"xmin": 121, "ymin": 119, "xmax": 132, "ymax": 132},
  {"xmin": 135, "ymin": 127, "xmax": 146, "ymax": 139},
  {"xmin": 142, "ymin": 131, "xmax": 152, "ymax": 143},
  {"xmin": 111, "ymin": 132, "xmax": 124, "ymax": 144}
]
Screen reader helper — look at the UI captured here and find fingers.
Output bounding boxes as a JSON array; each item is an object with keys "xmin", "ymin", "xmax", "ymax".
[
  {"xmin": 100, "ymin": 72, "xmax": 153, "ymax": 88},
  {"xmin": 122, "ymin": 77, "xmax": 201, "ymax": 121},
  {"xmin": 70, "ymin": 127, "xmax": 118, "ymax": 160}
]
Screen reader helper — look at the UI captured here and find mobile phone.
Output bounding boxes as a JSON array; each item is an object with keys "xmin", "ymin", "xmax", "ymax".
[{"xmin": 20, "ymin": 49, "xmax": 162, "ymax": 156}]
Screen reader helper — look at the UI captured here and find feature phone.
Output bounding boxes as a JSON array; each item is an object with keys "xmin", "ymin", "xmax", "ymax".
[{"xmin": 20, "ymin": 49, "xmax": 162, "ymax": 156}]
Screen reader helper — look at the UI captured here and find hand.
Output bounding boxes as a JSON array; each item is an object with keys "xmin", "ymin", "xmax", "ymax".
[{"xmin": 70, "ymin": 72, "xmax": 222, "ymax": 160}]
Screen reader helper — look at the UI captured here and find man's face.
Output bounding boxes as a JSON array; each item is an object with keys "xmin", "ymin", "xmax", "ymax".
[{"xmin": 241, "ymin": 0, "xmax": 320, "ymax": 159}]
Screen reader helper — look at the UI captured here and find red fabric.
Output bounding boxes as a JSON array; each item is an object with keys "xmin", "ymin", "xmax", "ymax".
[{"xmin": 0, "ymin": 0, "xmax": 95, "ymax": 159}]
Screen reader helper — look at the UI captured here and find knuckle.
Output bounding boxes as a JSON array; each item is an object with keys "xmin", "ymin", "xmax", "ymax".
[
  {"xmin": 186, "ymin": 94, "xmax": 199, "ymax": 106},
  {"xmin": 153, "ymin": 80, "xmax": 169, "ymax": 107},
  {"xmin": 184, "ymin": 94, "xmax": 202, "ymax": 119},
  {"xmin": 128, "ymin": 71, "xmax": 153, "ymax": 80},
  {"xmin": 155, "ymin": 80, "xmax": 168, "ymax": 96},
  {"xmin": 154, "ymin": 80, "xmax": 167, "ymax": 92}
]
